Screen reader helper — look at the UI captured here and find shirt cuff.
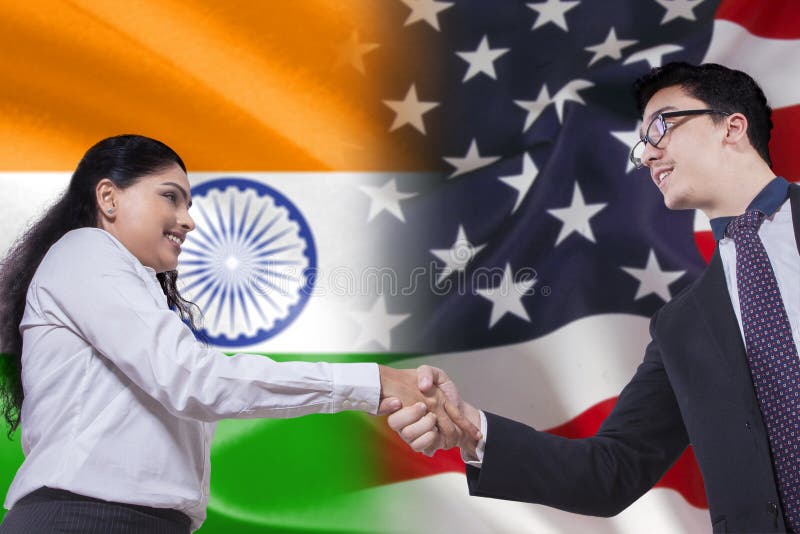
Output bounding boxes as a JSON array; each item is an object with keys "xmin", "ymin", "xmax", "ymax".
[
  {"xmin": 461, "ymin": 410, "xmax": 487, "ymax": 467},
  {"xmin": 330, "ymin": 362, "xmax": 381, "ymax": 414}
]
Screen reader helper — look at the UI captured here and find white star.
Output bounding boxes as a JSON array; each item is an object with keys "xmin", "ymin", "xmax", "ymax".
[
  {"xmin": 498, "ymin": 153, "xmax": 539, "ymax": 214},
  {"xmin": 514, "ymin": 79, "xmax": 593, "ymax": 130},
  {"xmin": 610, "ymin": 122, "xmax": 642, "ymax": 174},
  {"xmin": 584, "ymin": 28, "xmax": 637, "ymax": 67},
  {"xmin": 514, "ymin": 85, "xmax": 551, "ymax": 132},
  {"xmin": 547, "ymin": 183, "xmax": 607, "ymax": 245},
  {"xmin": 551, "ymin": 79, "xmax": 594, "ymax": 123},
  {"xmin": 527, "ymin": 0, "xmax": 581, "ymax": 31},
  {"xmin": 349, "ymin": 296, "xmax": 410, "ymax": 350},
  {"xmin": 654, "ymin": 0, "xmax": 704, "ymax": 24},
  {"xmin": 476, "ymin": 263, "xmax": 537, "ymax": 328},
  {"xmin": 456, "ymin": 35, "xmax": 510, "ymax": 82},
  {"xmin": 623, "ymin": 44, "xmax": 684, "ymax": 69},
  {"xmin": 358, "ymin": 179, "xmax": 417, "ymax": 222},
  {"xmin": 443, "ymin": 139, "xmax": 501, "ymax": 179},
  {"xmin": 383, "ymin": 84, "xmax": 439, "ymax": 134},
  {"xmin": 430, "ymin": 225, "xmax": 486, "ymax": 284},
  {"xmin": 335, "ymin": 31, "xmax": 380, "ymax": 75},
  {"xmin": 400, "ymin": 0, "xmax": 454, "ymax": 31},
  {"xmin": 621, "ymin": 249, "xmax": 685, "ymax": 302}
]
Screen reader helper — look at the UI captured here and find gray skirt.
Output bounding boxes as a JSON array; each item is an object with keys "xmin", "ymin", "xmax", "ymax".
[{"xmin": 0, "ymin": 487, "xmax": 191, "ymax": 534}]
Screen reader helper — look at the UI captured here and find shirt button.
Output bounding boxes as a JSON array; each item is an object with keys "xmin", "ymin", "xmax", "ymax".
[
  {"xmin": 342, "ymin": 400, "xmax": 353, "ymax": 409},
  {"xmin": 359, "ymin": 401, "xmax": 370, "ymax": 410},
  {"xmin": 203, "ymin": 483, "xmax": 210, "ymax": 495}
]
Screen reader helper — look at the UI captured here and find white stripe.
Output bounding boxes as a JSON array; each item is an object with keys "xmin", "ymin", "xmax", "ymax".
[
  {"xmin": 0, "ymin": 172, "xmax": 411, "ymax": 353},
  {"xmin": 399, "ymin": 314, "xmax": 651, "ymax": 429},
  {"xmin": 694, "ymin": 210, "xmax": 711, "ymax": 233},
  {"xmin": 368, "ymin": 473, "xmax": 710, "ymax": 534},
  {"xmin": 703, "ymin": 20, "xmax": 800, "ymax": 110},
  {"xmin": 0, "ymin": 172, "xmax": 68, "ymax": 256}
]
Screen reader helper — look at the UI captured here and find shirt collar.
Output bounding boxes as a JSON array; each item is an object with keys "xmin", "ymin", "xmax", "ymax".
[{"xmin": 709, "ymin": 176, "xmax": 791, "ymax": 241}]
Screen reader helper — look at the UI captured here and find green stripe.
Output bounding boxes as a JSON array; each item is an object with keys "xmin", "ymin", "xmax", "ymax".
[{"xmin": 1, "ymin": 353, "xmax": 420, "ymax": 532}]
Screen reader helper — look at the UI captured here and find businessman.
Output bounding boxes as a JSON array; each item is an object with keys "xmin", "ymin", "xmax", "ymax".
[{"xmin": 389, "ymin": 62, "xmax": 800, "ymax": 533}]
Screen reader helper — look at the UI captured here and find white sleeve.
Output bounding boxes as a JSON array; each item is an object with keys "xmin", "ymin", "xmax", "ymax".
[
  {"xmin": 32, "ymin": 229, "xmax": 380, "ymax": 421},
  {"xmin": 461, "ymin": 410, "xmax": 487, "ymax": 467}
]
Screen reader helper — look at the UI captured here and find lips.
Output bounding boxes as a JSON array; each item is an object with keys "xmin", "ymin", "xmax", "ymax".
[
  {"xmin": 164, "ymin": 232, "xmax": 185, "ymax": 250},
  {"xmin": 652, "ymin": 167, "xmax": 673, "ymax": 189}
]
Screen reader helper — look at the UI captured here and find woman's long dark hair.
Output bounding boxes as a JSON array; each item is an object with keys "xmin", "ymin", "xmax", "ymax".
[{"xmin": 0, "ymin": 134, "xmax": 201, "ymax": 437}]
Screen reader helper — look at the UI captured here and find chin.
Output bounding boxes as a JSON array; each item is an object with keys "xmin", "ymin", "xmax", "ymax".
[
  {"xmin": 153, "ymin": 261, "xmax": 178, "ymax": 274},
  {"xmin": 662, "ymin": 189, "xmax": 692, "ymax": 211}
]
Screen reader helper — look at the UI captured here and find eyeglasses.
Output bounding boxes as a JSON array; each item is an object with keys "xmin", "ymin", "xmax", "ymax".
[{"xmin": 629, "ymin": 109, "xmax": 731, "ymax": 169}]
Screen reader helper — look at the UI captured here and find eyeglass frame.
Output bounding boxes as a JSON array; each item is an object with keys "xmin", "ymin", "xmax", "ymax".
[{"xmin": 629, "ymin": 109, "xmax": 731, "ymax": 169}]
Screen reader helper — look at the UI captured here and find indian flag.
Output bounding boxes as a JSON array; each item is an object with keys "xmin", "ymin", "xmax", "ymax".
[{"xmin": 2, "ymin": 1, "xmax": 800, "ymax": 533}]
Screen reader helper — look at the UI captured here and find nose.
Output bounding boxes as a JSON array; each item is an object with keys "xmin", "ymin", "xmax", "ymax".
[
  {"xmin": 179, "ymin": 206, "xmax": 196, "ymax": 232},
  {"xmin": 640, "ymin": 140, "xmax": 663, "ymax": 168}
]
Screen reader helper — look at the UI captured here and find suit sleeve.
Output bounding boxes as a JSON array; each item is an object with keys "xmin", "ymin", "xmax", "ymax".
[{"xmin": 465, "ymin": 312, "xmax": 689, "ymax": 517}]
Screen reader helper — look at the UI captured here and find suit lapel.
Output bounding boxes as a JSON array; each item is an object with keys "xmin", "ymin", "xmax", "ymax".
[
  {"xmin": 790, "ymin": 183, "xmax": 800, "ymax": 254},
  {"xmin": 690, "ymin": 185, "xmax": 799, "ymax": 372},
  {"xmin": 691, "ymin": 250, "xmax": 748, "ymax": 375}
]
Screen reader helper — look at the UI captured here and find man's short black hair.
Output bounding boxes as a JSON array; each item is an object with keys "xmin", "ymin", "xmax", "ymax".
[{"xmin": 633, "ymin": 62, "xmax": 773, "ymax": 167}]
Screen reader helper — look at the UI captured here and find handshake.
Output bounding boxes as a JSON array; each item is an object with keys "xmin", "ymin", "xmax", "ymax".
[{"xmin": 377, "ymin": 365, "xmax": 483, "ymax": 458}]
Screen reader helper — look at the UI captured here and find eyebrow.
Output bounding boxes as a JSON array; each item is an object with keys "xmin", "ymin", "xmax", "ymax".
[{"xmin": 161, "ymin": 182, "xmax": 192, "ymax": 208}]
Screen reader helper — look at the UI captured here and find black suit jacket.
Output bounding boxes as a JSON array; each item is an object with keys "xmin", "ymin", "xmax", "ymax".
[{"xmin": 466, "ymin": 185, "xmax": 800, "ymax": 533}]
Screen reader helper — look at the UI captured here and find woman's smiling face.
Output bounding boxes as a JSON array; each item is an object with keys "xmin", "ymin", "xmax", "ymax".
[{"xmin": 97, "ymin": 163, "xmax": 195, "ymax": 273}]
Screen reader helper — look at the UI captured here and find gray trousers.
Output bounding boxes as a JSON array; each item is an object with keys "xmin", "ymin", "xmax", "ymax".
[{"xmin": 0, "ymin": 487, "xmax": 191, "ymax": 534}]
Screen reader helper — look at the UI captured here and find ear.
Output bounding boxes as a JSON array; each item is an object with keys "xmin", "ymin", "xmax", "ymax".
[
  {"xmin": 723, "ymin": 112, "xmax": 748, "ymax": 146},
  {"xmin": 96, "ymin": 179, "xmax": 118, "ymax": 220}
]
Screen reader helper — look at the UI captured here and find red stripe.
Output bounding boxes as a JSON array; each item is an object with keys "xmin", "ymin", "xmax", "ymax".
[
  {"xmin": 378, "ymin": 397, "xmax": 708, "ymax": 509},
  {"xmin": 694, "ymin": 231, "xmax": 715, "ymax": 264},
  {"xmin": 716, "ymin": 0, "xmax": 800, "ymax": 39},
  {"xmin": 770, "ymin": 105, "xmax": 800, "ymax": 182},
  {"xmin": 547, "ymin": 397, "xmax": 708, "ymax": 509},
  {"xmin": 692, "ymin": 104, "xmax": 800, "ymax": 264}
]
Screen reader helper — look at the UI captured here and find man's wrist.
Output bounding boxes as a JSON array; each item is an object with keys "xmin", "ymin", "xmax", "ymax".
[{"xmin": 458, "ymin": 402, "xmax": 482, "ymax": 458}]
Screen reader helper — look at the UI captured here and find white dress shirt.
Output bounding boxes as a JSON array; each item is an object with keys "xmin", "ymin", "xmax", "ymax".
[
  {"xmin": 467, "ymin": 195, "xmax": 800, "ymax": 466},
  {"xmin": 718, "ymin": 197, "xmax": 800, "ymax": 352},
  {"xmin": 4, "ymin": 227, "xmax": 380, "ymax": 531}
]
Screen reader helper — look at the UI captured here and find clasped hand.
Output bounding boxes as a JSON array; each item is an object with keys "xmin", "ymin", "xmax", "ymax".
[{"xmin": 378, "ymin": 365, "xmax": 482, "ymax": 457}]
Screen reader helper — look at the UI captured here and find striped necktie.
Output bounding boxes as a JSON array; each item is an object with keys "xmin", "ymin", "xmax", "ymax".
[{"xmin": 726, "ymin": 209, "xmax": 800, "ymax": 531}]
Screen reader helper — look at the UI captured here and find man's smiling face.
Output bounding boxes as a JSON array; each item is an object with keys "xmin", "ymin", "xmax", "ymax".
[{"xmin": 640, "ymin": 85, "xmax": 730, "ymax": 213}]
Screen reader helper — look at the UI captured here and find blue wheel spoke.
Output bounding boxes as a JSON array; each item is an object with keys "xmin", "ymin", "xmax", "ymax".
[
  {"xmin": 190, "ymin": 274, "xmax": 223, "ymax": 306},
  {"xmin": 228, "ymin": 194, "xmax": 236, "ymax": 246},
  {"xmin": 212, "ymin": 196, "xmax": 229, "ymax": 243},
  {"xmin": 243, "ymin": 203, "xmax": 268, "ymax": 243},
  {"xmin": 180, "ymin": 266, "xmax": 215, "ymax": 279},
  {"xmin": 242, "ymin": 284, "xmax": 270, "ymax": 325},
  {"xmin": 213, "ymin": 277, "xmax": 232, "ymax": 332},
  {"xmin": 236, "ymin": 285, "xmax": 251, "ymax": 331},
  {"xmin": 255, "ymin": 267, "xmax": 301, "ymax": 283},
  {"xmin": 189, "ymin": 226, "xmax": 222, "ymax": 254},
  {"xmin": 236, "ymin": 196, "xmax": 252, "ymax": 246},
  {"xmin": 252, "ymin": 272, "xmax": 291, "ymax": 298},
  {"xmin": 195, "ymin": 203, "xmax": 223, "ymax": 247},
  {"xmin": 251, "ymin": 227, "xmax": 293, "ymax": 254},
  {"xmin": 256, "ymin": 243, "xmax": 301, "ymax": 259},
  {"xmin": 248, "ymin": 213, "xmax": 281, "ymax": 248}
]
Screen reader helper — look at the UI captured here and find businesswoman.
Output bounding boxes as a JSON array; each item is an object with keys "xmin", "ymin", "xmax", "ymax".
[{"xmin": 0, "ymin": 135, "xmax": 441, "ymax": 533}]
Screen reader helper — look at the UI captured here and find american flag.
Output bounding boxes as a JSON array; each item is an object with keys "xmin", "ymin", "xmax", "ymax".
[
  {"xmin": 2, "ymin": 1, "xmax": 800, "ymax": 532},
  {"xmin": 362, "ymin": 0, "xmax": 800, "ymax": 532}
]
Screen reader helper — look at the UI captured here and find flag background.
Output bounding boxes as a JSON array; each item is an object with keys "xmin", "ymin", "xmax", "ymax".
[{"xmin": 2, "ymin": 0, "xmax": 800, "ymax": 532}]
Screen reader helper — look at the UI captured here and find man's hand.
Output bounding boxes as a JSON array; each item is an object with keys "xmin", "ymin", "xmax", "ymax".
[
  {"xmin": 386, "ymin": 365, "xmax": 482, "ymax": 457},
  {"xmin": 379, "ymin": 365, "xmax": 468, "ymax": 448}
]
